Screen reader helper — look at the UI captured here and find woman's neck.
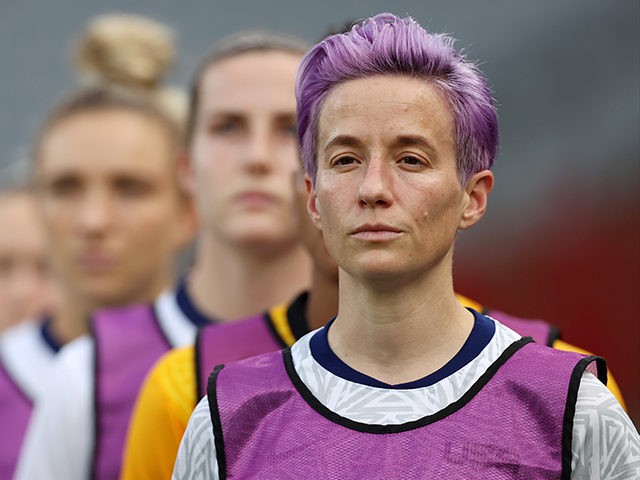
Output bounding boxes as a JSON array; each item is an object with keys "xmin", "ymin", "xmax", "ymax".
[
  {"xmin": 327, "ymin": 264, "xmax": 473, "ymax": 385},
  {"xmin": 188, "ymin": 235, "xmax": 311, "ymax": 322},
  {"xmin": 47, "ymin": 294, "xmax": 90, "ymax": 345}
]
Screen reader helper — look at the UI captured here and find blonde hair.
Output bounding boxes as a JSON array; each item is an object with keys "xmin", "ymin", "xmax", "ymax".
[{"xmin": 74, "ymin": 13, "xmax": 187, "ymax": 127}]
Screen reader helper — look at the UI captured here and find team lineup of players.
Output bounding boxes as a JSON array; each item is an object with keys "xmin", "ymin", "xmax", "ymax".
[{"xmin": 0, "ymin": 11, "xmax": 638, "ymax": 480}]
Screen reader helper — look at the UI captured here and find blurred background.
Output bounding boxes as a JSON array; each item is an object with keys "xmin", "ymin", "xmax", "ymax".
[{"xmin": 1, "ymin": 0, "xmax": 638, "ymax": 424}]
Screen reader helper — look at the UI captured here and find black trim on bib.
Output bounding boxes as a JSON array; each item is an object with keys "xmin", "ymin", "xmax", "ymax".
[
  {"xmin": 89, "ymin": 313, "xmax": 101, "ymax": 478},
  {"xmin": 560, "ymin": 355, "xmax": 607, "ymax": 479},
  {"xmin": 208, "ymin": 364, "xmax": 227, "ymax": 480},
  {"xmin": 194, "ymin": 328, "xmax": 205, "ymax": 402},
  {"xmin": 286, "ymin": 291, "xmax": 311, "ymax": 340},
  {"xmin": 547, "ymin": 324, "xmax": 561, "ymax": 347},
  {"xmin": 283, "ymin": 336, "xmax": 534, "ymax": 434}
]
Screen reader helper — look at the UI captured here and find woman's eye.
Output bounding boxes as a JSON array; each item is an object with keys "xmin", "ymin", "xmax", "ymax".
[
  {"xmin": 209, "ymin": 123, "xmax": 236, "ymax": 134},
  {"xmin": 47, "ymin": 177, "xmax": 81, "ymax": 197},
  {"xmin": 207, "ymin": 118, "xmax": 242, "ymax": 135},
  {"xmin": 400, "ymin": 155, "xmax": 422, "ymax": 166},
  {"xmin": 115, "ymin": 178, "xmax": 153, "ymax": 197},
  {"xmin": 280, "ymin": 122, "xmax": 297, "ymax": 137},
  {"xmin": 334, "ymin": 156, "xmax": 357, "ymax": 166}
]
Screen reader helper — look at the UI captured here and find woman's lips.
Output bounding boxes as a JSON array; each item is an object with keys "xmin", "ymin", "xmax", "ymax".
[
  {"xmin": 234, "ymin": 191, "xmax": 278, "ymax": 209},
  {"xmin": 77, "ymin": 252, "xmax": 117, "ymax": 272},
  {"xmin": 351, "ymin": 224, "xmax": 403, "ymax": 242}
]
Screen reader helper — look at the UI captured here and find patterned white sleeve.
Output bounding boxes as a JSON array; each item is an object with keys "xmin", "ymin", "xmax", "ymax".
[
  {"xmin": 172, "ymin": 395, "xmax": 219, "ymax": 480},
  {"xmin": 571, "ymin": 372, "xmax": 640, "ymax": 479}
]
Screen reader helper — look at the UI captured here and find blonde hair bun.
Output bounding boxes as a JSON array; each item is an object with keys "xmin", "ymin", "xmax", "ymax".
[
  {"xmin": 75, "ymin": 13, "xmax": 176, "ymax": 90},
  {"xmin": 74, "ymin": 13, "xmax": 187, "ymax": 128}
]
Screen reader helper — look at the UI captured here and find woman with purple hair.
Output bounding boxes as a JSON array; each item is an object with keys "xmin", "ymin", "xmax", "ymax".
[{"xmin": 174, "ymin": 13, "xmax": 638, "ymax": 479}]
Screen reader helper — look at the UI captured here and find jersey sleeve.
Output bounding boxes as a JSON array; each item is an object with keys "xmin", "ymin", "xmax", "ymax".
[
  {"xmin": 172, "ymin": 395, "xmax": 220, "ymax": 480},
  {"xmin": 121, "ymin": 345, "xmax": 197, "ymax": 480},
  {"xmin": 552, "ymin": 339, "xmax": 627, "ymax": 411},
  {"xmin": 571, "ymin": 372, "xmax": 639, "ymax": 479}
]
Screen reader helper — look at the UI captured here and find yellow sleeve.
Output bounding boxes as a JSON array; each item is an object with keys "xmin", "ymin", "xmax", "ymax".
[
  {"xmin": 120, "ymin": 346, "xmax": 197, "ymax": 480},
  {"xmin": 551, "ymin": 339, "xmax": 627, "ymax": 411},
  {"xmin": 456, "ymin": 294, "xmax": 628, "ymax": 411}
]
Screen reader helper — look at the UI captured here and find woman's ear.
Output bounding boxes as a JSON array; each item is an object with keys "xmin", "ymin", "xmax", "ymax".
[
  {"xmin": 459, "ymin": 170, "xmax": 494, "ymax": 230},
  {"xmin": 305, "ymin": 175, "xmax": 322, "ymax": 229}
]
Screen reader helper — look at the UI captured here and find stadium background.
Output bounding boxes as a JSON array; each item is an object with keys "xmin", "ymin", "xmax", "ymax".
[{"xmin": 0, "ymin": 0, "xmax": 638, "ymax": 425}]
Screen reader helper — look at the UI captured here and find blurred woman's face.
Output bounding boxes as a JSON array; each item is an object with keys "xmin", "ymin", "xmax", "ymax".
[{"xmin": 37, "ymin": 108, "xmax": 192, "ymax": 308}]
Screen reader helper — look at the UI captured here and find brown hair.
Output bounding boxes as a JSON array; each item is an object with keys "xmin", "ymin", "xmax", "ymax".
[
  {"xmin": 32, "ymin": 86, "xmax": 190, "ymax": 205},
  {"xmin": 185, "ymin": 30, "xmax": 310, "ymax": 144}
]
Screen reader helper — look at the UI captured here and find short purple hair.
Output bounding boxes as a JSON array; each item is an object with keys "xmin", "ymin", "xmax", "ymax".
[{"xmin": 296, "ymin": 13, "xmax": 498, "ymax": 185}]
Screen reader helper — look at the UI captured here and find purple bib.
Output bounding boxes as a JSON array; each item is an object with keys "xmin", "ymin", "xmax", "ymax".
[
  {"xmin": 0, "ymin": 361, "xmax": 32, "ymax": 479},
  {"xmin": 196, "ymin": 314, "xmax": 283, "ymax": 400},
  {"xmin": 487, "ymin": 309, "xmax": 558, "ymax": 345},
  {"xmin": 209, "ymin": 339, "xmax": 605, "ymax": 479},
  {"xmin": 91, "ymin": 303, "xmax": 171, "ymax": 480}
]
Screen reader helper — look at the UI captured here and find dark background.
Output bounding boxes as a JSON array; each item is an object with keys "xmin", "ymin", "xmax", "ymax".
[{"xmin": 1, "ymin": 0, "xmax": 638, "ymax": 424}]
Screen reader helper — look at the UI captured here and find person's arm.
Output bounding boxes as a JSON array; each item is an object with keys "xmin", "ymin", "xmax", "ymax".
[
  {"xmin": 14, "ymin": 337, "xmax": 94, "ymax": 480},
  {"xmin": 552, "ymin": 339, "xmax": 627, "ymax": 410},
  {"xmin": 571, "ymin": 372, "xmax": 639, "ymax": 479},
  {"xmin": 172, "ymin": 396, "xmax": 219, "ymax": 480},
  {"xmin": 122, "ymin": 346, "xmax": 197, "ymax": 480}
]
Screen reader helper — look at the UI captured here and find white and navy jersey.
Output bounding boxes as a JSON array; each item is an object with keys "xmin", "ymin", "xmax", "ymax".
[
  {"xmin": 0, "ymin": 319, "xmax": 63, "ymax": 403},
  {"xmin": 174, "ymin": 313, "xmax": 639, "ymax": 480},
  {"xmin": 14, "ymin": 280, "xmax": 213, "ymax": 480},
  {"xmin": 0, "ymin": 319, "xmax": 64, "ymax": 478}
]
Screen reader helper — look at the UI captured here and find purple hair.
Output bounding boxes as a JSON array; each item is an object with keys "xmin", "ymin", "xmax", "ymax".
[{"xmin": 296, "ymin": 13, "xmax": 498, "ymax": 184}]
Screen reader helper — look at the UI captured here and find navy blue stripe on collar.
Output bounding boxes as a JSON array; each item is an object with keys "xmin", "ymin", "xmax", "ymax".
[
  {"xmin": 309, "ymin": 308, "xmax": 495, "ymax": 389},
  {"xmin": 39, "ymin": 317, "xmax": 63, "ymax": 353},
  {"xmin": 175, "ymin": 275, "xmax": 216, "ymax": 327}
]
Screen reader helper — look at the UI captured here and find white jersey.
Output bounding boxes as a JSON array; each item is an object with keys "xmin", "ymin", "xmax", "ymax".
[
  {"xmin": 174, "ymin": 318, "xmax": 639, "ymax": 480},
  {"xmin": 0, "ymin": 319, "xmax": 61, "ymax": 403},
  {"xmin": 14, "ymin": 286, "xmax": 209, "ymax": 480}
]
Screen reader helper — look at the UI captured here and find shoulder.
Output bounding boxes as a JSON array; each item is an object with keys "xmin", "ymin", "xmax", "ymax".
[
  {"xmin": 173, "ymin": 396, "xmax": 219, "ymax": 480},
  {"xmin": 122, "ymin": 347, "xmax": 197, "ymax": 480},
  {"xmin": 0, "ymin": 320, "xmax": 54, "ymax": 399},
  {"xmin": 0, "ymin": 320, "xmax": 40, "ymax": 346},
  {"xmin": 552, "ymin": 339, "xmax": 626, "ymax": 410},
  {"xmin": 0, "ymin": 320, "xmax": 48, "ymax": 364},
  {"xmin": 212, "ymin": 347, "xmax": 287, "ymax": 395},
  {"xmin": 156, "ymin": 345, "xmax": 195, "ymax": 380},
  {"xmin": 14, "ymin": 337, "xmax": 94, "ymax": 480},
  {"xmin": 151, "ymin": 346, "xmax": 197, "ymax": 411},
  {"xmin": 572, "ymin": 372, "xmax": 639, "ymax": 478}
]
